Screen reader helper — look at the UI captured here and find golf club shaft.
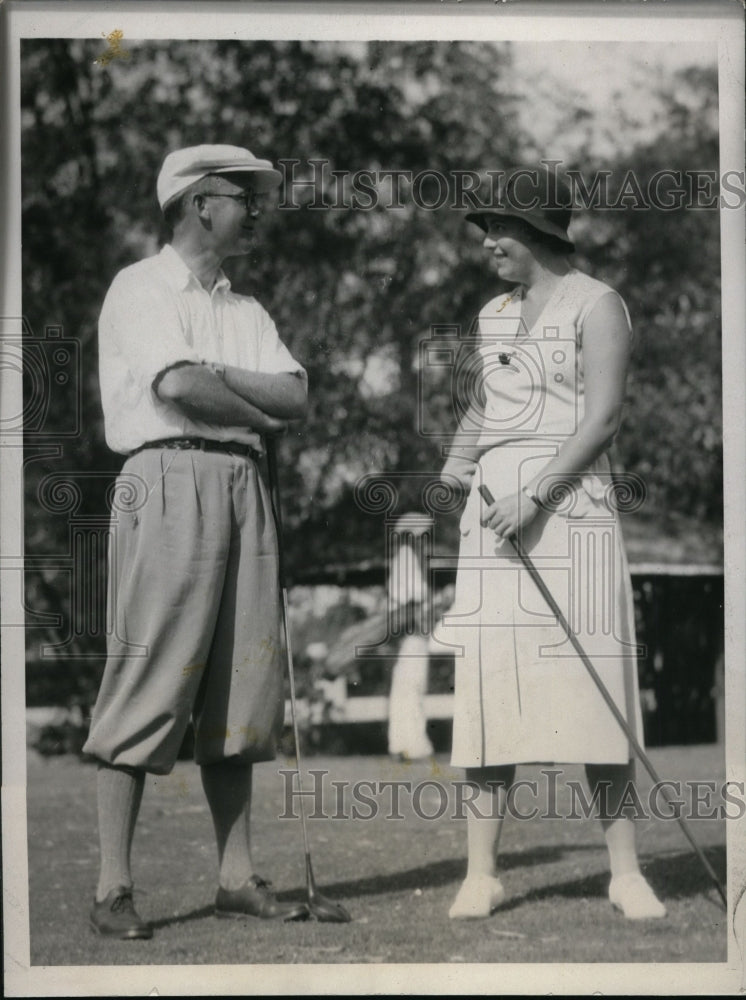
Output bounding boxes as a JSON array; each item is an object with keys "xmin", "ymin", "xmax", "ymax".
[
  {"xmin": 280, "ymin": 583, "xmax": 315, "ymax": 869},
  {"xmin": 265, "ymin": 439, "xmax": 352, "ymax": 922},
  {"xmin": 265, "ymin": 438, "xmax": 314, "ymax": 869},
  {"xmin": 478, "ymin": 484, "xmax": 727, "ymax": 909}
]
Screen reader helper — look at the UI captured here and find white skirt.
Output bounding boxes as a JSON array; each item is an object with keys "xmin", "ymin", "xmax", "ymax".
[{"xmin": 439, "ymin": 444, "xmax": 644, "ymax": 768}]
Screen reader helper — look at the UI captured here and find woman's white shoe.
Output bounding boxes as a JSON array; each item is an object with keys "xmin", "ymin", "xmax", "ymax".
[
  {"xmin": 608, "ymin": 873, "xmax": 666, "ymax": 919},
  {"xmin": 448, "ymin": 875, "xmax": 506, "ymax": 920}
]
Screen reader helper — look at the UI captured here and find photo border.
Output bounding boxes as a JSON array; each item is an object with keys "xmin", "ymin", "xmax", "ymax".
[{"xmin": 2, "ymin": 1, "xmax": 744, "ymax": 995}]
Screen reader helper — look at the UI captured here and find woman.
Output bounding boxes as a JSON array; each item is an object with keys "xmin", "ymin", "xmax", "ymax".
[{"xmin": 439, "ymin": 165, "xmax": 666, "ymax": 921}]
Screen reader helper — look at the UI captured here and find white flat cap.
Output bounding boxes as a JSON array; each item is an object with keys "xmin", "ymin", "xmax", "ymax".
[{"xmin": 156, "ymin": 144, "xmax": 283, "ymax": 209}]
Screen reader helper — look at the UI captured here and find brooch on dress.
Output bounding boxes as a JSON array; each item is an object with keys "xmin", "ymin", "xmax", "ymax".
[{"xmin": 494, "ymin": 291, "xmax": 519, "ymax": 314}]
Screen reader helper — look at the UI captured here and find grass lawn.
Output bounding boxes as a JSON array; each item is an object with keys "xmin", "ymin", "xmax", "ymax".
[{"xmin": 27, "ymin": 744, "xmax": 728, "ymax": 966}]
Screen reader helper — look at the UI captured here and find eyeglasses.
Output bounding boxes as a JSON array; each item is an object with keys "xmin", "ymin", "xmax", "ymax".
[{"xmin": 201, "ymin": 192, "xmax": 259, "ymax": 212}]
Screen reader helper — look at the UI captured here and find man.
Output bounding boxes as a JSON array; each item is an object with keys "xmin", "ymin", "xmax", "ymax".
[{"xmin": 83, "ymin": 144, "xmax": 309, "ymax": 938}]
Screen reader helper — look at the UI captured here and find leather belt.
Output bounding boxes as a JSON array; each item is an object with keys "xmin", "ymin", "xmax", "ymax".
[{"xmin": 129, "ymin": 437, "xmax": 261, "ymax": 461}]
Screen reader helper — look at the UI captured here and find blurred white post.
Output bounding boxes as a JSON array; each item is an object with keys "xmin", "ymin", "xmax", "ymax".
[{"xmin": 386, "ymin": 512, "xmax": 434, "ymax": 760}]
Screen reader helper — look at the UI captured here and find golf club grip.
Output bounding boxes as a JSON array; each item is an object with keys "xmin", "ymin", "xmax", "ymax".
[{"xmin": 478, "ymin": 484, "xmax": 496, "ymax": 507}]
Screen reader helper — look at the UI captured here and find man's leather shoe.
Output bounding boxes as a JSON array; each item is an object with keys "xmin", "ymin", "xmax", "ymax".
[
  {"xmin": 90, "ymin": 886, "xmax": 152, "ymax": 939},
  {"xmin": 215, "ymin": 875, "xmax": 309, "ymax": 921}
]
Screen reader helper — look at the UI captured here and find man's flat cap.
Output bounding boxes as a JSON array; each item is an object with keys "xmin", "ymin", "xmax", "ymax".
[{"xmin": 157, "ymin": 144, "xmax": 283, "ymax": 209}]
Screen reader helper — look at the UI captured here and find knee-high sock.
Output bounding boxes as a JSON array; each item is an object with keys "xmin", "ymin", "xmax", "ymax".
[
  {"xmin": 586, "ymin": 761, "xmax": 640, "ymax": 878},
  {"xmin": 201, "ymin": 760, "xmax": 254, "ymax": 890},
  {"xmin": 95, "ymin": 763, "xmax": 145, "ymax": 902},
  {"xmin": 463, "ymin": 765, "xmax": 516, "ymax": 879}
]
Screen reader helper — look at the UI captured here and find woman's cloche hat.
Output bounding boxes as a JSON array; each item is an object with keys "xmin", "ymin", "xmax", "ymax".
[{"xmin": 466, "ymin": 163, "xmax": 575, "ymax": 253}]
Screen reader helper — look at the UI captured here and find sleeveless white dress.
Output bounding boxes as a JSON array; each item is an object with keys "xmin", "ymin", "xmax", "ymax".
[{"xmin": 442, "ymin": 269, "xmax": 645, "ymax": 767}]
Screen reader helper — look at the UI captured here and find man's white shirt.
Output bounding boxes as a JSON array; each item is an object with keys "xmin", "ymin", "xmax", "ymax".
[{"xmin": 98, "ymin": 244, "xmax": 305, "ymax": 454}]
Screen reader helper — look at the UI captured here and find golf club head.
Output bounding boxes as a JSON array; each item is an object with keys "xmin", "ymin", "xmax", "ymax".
[
  {"xmin": 305, "ymin": 855, "xmax": 352, "ymax": 922},
  {"xmin": 307, "ymin": 892, "xmax": 352, "ymax": 923}
]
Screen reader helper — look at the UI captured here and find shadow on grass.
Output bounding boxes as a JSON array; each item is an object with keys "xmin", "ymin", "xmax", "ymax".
[
  {"xmin": 146, "ymin": 845, "xmax": 726, "ymax": 930},
  {"xmin": 297, "ymin": 844, "xmax": 726, "ymax": 907},
  {"xmin": 148, "ymin": 904, "xmax": 216, "ymax": 930},
  {"xmin": 492, "ymin": 845, "xmax": 726, "ymax": 913}
]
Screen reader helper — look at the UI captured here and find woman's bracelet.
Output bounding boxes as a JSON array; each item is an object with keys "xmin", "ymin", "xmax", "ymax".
[{"xmin": 521, "ymin": 485, "xmax": 547, "ymax": 511}]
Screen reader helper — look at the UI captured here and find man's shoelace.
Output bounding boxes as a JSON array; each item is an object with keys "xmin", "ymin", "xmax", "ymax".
[
  {"xmin": 110, "ymin": 891, "xmax": 134, "ymax": 912},
  {"xmin": 249, "ymin": 875, "xmax": 272, "ymax": 891}
]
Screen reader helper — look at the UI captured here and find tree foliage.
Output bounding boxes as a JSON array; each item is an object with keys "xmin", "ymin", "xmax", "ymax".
[
  {"xmin": 574, "ymin": 65, "xmax": 722, "ymax": 530},
  {"xmin": 19, "ymin": 41, "xmax": 723, "ymax": 699}
]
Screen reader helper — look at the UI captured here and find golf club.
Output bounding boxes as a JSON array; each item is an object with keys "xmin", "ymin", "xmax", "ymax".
[
  {"xmin": 478, "ymin": 483, "xmax": 727, "ymax": 910},
  {"xmin": 265, "ymin": 437, "xmax": 352, "ymax": 923}
]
